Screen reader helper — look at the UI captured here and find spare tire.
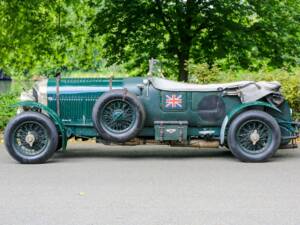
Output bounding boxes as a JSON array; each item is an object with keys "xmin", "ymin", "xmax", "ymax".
[{"xmin": 92, "ymin": 90, "xmax": 145, "ymax": 143}]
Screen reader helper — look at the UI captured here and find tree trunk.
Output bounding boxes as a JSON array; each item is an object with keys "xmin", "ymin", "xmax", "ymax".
[{"xmin": 178, "ymin": 53, "xmax": 189, "ymax": 82}]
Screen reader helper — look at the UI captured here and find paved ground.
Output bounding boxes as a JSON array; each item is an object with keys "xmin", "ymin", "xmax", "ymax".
[{"xmin": 0, "ymin": 143, "xmax": 300, "ymax": 225}]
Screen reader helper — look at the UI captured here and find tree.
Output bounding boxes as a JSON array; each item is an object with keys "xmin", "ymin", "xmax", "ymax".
[
  {"xmin": 0, "ymin": 0, "xmax": 102, "ymax": 77},
  {"xmin": 93, "ymin": 0, "xmax": 300, "ymax": 81},
  {"xmin": 1, "ymin": 0, "xmax": 299, "ymax": 79}
]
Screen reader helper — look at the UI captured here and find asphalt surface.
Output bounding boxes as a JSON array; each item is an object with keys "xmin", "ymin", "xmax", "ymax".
[{"xmin": 0, "ymin": 143, "xmax": 300, "ymax": 225}]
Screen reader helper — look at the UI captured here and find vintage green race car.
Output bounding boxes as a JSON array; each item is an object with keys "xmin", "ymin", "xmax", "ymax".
[{"xmin": 4, "ymin": 65, "xmax": 299, "ymax": 163}]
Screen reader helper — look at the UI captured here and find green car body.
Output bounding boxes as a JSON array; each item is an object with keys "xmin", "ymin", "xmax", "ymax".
[{"xmin": 5, "ymin": 74, "xmax": 299, "ymax": 163}]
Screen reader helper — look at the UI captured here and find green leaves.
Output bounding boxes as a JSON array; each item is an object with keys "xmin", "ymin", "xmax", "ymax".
[
  {"xmin": 0, "ymin": 0, "xmax": 104, "ymax": 78},
  {"xmin": 93, "ymin": 0, "xmax": 300, "ymax": 80},
  {"xmin": 0, "ymin": 0, "xmax": 299, "ymax": 80}
]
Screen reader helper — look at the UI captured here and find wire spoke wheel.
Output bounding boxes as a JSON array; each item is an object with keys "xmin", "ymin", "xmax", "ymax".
[
  {"xmin": 93, "ymin": 91, "xmax": 145, "ymax": 143},
  {"xmin": 13, "ymin": 121, "xmax": 49, "ymax": 156},
  {"xmin": 5, "ymin": 112, "xmax": 58, "ymax": 164},
  {"xmin": 227, "ymin": 110, "xmax": 281, "ymax": 162},
  {"xmin": 236, "ymin": 120, "xmax": 272, "ymax": 154},
  {"xmin": 100, "ymin": 99, "xmax": 136, "ymax": 133}
]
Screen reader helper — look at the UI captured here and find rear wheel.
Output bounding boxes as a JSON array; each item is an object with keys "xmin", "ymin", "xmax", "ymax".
[
  {"xmin": 227, "ymin": 110, "xmax": 281, "ymax": 162},
  {"xmin": 4, "ymin": 112, "xmax": 58, "ymax": 164}
]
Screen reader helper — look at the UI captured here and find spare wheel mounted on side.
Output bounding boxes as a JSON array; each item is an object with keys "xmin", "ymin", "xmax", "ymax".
[{"xmin": 92, "ymin": 90, "xmax": 146, "ymax": 143}]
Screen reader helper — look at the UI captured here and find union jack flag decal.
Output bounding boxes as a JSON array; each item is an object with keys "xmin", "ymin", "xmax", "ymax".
[{"xmin": 165, "ymin": 94, "xmax": 183, "ymax": 109}]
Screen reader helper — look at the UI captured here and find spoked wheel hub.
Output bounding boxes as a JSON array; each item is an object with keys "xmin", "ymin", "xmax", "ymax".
[
  {"xmin": 101, "ymin": 99, "xmax": 136, "ymax": 133},
  {"xmin": 249, "ymin": 129, "xmax": 260, "ymax": 145},
  {"xmin": 236, "ymin": 120, "xmax": 272, "ymax": 154},
  {"xmin": 25, "ymin": 131, "xmax": 36, "ymax": 147},
  {"xmin": 92, "ymin": 91, "xmax": 145, "ymax": 143},
  {"xmin": 227, "ymin": 110, "xmax": 281, "ymax": 162},
  {"xmin": 5, "ymin": 111, "xmax": 59, "ymax": 164},
  {"xmin": 13, "ymin": 121, "xmax": 49, "ymax": 156}
]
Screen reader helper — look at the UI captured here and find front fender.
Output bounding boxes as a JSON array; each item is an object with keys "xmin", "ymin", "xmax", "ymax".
[
  {"xmin": 220, "ymin": 101, "xmax": 281, "ymax": 145},
  {"xmin": 11, "ymin": 101, "xmax": 67, "ymax": 150}
]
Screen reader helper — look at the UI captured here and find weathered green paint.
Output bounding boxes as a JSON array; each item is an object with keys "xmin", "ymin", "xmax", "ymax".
[
  {"xmin": 219, "ymin": 101, "xmax": 281, "ymax": 144},
  {"xmin": 47, "ymin": 77, "xmax": 124, "ymax": 127},
  {"xmin": 154, "ymin": 121, "xmax": 188, "ymax": 141},
  {"xmin": 15, "ymin": 76, "xmax": 294, "ymax": 146},
  {"xmin": 227, "ymin": 101, "xmax": 280, "ymax": 118},
  {"xmin": 140, "ymin": 86, "xmax": 240, "ymax": 128},
  {"xmin": 11, "ymin": 101, "xmax": 67, "ymax": 150},
  {"xmin": 46, "ymin": 78, "xmax": 240, "ymax": 131}
]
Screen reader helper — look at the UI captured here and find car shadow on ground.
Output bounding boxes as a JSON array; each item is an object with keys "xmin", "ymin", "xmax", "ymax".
[
  {"xmin": 53, "ymin": 145, "xmax": 235, "ymax": 160},
  {"xmin": 51, "ymin": 144, "xmax": 298, "ymax": 162}
]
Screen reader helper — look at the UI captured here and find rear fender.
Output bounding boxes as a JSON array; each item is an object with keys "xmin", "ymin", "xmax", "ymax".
[
  {"xmin": 220, "ymin": 101, "xmax": 281, "ymax": 145},
  {"xmin": 11, "ymin": 101, "xmax": 67, "ymax": 150}
]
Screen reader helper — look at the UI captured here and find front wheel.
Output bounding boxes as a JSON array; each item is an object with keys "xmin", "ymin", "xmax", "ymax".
[
  {"xmin": 4, "ymin": 112, "xmax": 58, "ymax": 164},
  {"xmin": 227, "ymin": 110, "xmax": 281, "ymax": 162}
]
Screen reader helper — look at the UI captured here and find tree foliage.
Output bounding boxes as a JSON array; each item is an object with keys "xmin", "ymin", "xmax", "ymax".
[
  {"xmin": 0, "ymin": 0, "xmax": 299, "ymax": 80},
  {"xmin": 0, "ymin": 0, "xmax": 103, "ymax": 77},
  {"xmin": 93, "ymin": 0, "xmax": 300, "ymax": 81}
]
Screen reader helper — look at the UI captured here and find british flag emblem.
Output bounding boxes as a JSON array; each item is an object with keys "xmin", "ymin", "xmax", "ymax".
[{"xmin": 165, "ymin": 94, "xmax": 182, "ymax": 108}]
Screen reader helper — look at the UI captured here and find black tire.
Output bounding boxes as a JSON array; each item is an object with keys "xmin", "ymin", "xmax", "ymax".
[
  {"xmin": 279, "ymin": 140, "xmax": 290, "ymax": 148},
  {"xmin": 227, "ymin": 110, "xmax": 281, "ymax": 162},
  {"xmin": 4, "ymin": 112, "xmax": 58, "ymax": 164},
  {"xmin": 92, "ymin": 90, "xmax": 145, "ymax": 143},
  {"xmin": 56, "ymin": 136, "xmax": 63, "ymax": 151}
]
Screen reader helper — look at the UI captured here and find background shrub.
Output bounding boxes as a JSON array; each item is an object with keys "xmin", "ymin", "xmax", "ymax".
[
  {"xmin": 0, "ymin": 81, "xmax": 28, "ymax": 132},
  {"xmin": 0, "ymin": 67, "xmax": 299, "ymax": 134},
  {"xmin": 189, "ymin": 64, "xmax": 300, "ymax": 120},
  {"xmin": 0, "ymin": 93, "xmax": 18, "ymax": 131}
]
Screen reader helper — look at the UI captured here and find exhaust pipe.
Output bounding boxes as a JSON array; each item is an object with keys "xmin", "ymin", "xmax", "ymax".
[{"xmin": 189, "ymin": 140, "xmax": 219, "ymax": 148}]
